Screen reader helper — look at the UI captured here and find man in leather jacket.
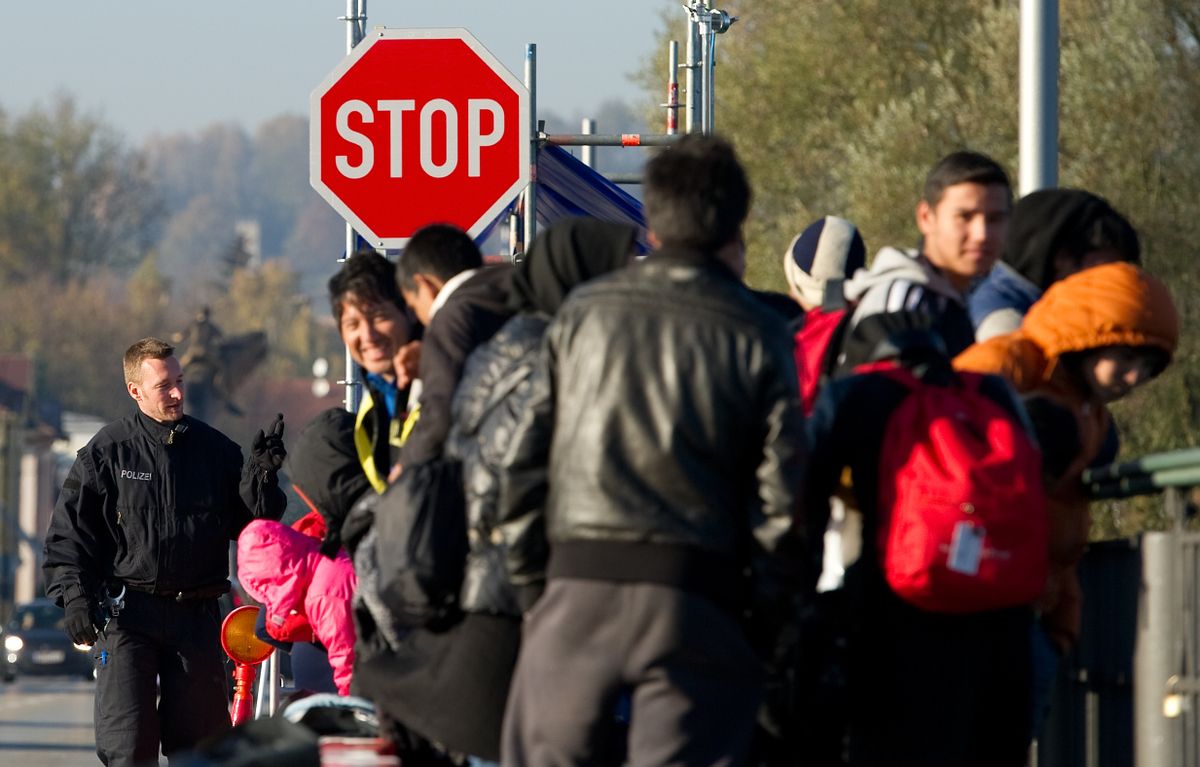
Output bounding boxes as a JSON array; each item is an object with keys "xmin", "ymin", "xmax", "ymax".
[
  {"xmin": 498, "ymin": 134, "xmax": 807, "ymax": 767},
  {"xmin": 43, "ymin": 337, "xmax": 287, "ymax": 767}
]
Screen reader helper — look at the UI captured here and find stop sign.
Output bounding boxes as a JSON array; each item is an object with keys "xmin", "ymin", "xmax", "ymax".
[{"xmin": 310, "ymin": 28, "xmax": 531, "ymax": 249}]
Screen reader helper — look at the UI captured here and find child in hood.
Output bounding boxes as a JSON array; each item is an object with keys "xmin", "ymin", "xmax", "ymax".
[
  {"xmin": 955, "ymin": 261, "xmax": 1178, "ymax": 738},
  {"xmin": 238, "ymin": 519, "xmax": 357, "ymax": 696},
  {"xmin": 237, "ymin": 409, "xmax": 370, "ymax": 697},
  {"xmin": 956, "ymin": 261, "xmax": 1178, "ymax": 650}
]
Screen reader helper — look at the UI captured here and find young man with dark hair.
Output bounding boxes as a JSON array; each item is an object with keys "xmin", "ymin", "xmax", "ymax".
[
  {"xmin": 328, "ymin": 249, "xmax": 418, "ymax": 493},
  {"xmin": 838, "ymin": 150, "xmax": 1012, "ymax": 371},
  {"xmin": 44, "ymin": 337, "xmax": 287, "ymax": 767},
  {"xmin": 498, "ymin": 134, "xmax": 806, "ymax": 766},
  {"xmin": 396, "ymin": 223, "xmax": 512, "ymax": 469}
]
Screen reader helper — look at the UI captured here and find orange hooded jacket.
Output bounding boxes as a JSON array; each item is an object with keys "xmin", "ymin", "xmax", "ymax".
[{"xmin": 955, "ymin": 262, "xmax": 1178, "ymax": 650}]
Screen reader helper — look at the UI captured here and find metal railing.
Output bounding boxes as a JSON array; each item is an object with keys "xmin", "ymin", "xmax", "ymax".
[{"xmin": 1036, "ymin": 448, "xmax": 1200, "ymax": 767}]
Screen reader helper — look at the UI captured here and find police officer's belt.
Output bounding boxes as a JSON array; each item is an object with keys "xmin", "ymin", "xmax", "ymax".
[{"xmin": 123, "ymin": 581, "xmax": 231, "ymax": 602}]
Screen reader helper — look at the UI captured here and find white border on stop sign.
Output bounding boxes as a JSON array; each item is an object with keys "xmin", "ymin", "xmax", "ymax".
[{"xmin": 309, "ymin": 27, "xmax": 531, "ymax": 250}]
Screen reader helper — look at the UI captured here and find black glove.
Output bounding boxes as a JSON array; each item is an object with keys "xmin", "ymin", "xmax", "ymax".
[
  {"xmin": 65, "ymin": 598, "xmax": 98, "ymax": 646},
  {"xmin": 250, "ymin": 413, "xmax": 287, "ymax": 474}
]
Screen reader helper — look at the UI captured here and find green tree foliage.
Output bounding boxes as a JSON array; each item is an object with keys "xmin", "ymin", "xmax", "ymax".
[
  {"xmin": 646, "ymin": 0, "xmax": 1200, "ymax": 535},
  {"xmin": 126, "ymin": 252, "xmax": 173, "ymax": 330},
  {"xmin": 0, "ymin": 273, "xmax": 186, "ymax": 419},
  {"xmin": 0, "ymin": 102, "xmax": 344, "ymax": 429},
  {"xmin": 209, "ymin": 259, "xmax": 337, "ymax": 380},
  {"xmin": 0, "ymin": 95, "xmax": 162, "ymax": 283}
]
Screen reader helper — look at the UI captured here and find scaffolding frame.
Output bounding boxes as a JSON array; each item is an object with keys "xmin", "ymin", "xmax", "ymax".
[{"xmin": 517, "ymin": 1, "xmax": 738, "ymax": 249}]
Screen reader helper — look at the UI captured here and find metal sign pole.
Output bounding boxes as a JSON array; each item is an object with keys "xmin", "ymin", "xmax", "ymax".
[
  {"xmin": 685, "ymin": 2, "xmax": 735, "ymax": 135},
  {"xmin": 524, "ymin": 43, "xmax": 538, "ymax": 248},
  {"xmin": 341, "ymin": 0, "xmax": 366, "ymax": 414}
]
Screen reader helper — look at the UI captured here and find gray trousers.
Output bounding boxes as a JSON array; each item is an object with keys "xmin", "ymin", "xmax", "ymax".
[{"xmin": 502, "ymin": 578, "xmax": 762, "ymax": 767}]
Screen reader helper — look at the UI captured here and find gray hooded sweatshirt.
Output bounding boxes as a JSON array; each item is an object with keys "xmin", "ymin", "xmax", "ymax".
[{"xmin": 835, "ymin": 246, "xmax": 976, "ymax": 372}]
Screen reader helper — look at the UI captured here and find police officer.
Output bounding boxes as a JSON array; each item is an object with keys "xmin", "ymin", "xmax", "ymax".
[{"xmin": 43, "ymin": 337, "xmax": 288, "ymax": 767}]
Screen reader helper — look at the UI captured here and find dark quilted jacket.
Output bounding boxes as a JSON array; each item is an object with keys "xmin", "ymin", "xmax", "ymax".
[{"xmin": 445, "ymin": 312, "xmax": 550, "ymax": 616}]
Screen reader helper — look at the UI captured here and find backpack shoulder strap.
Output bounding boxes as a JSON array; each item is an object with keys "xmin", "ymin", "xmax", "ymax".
[
  {"xmin": 821, "ymin": 277, "xmax": 848, "ymax": 312},
  {"xmin": 819, "ymin": 307, "xmax": 854, "ymax": 382}
]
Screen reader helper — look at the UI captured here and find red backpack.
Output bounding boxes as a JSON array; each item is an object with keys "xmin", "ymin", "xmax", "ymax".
[
  {"xmin": 794, "ymin": 306, "xmax": 851, "ymax": 415},
  {"xmin": 875, "ymin": 367, "xmax": 1048, "ymax": 613}
]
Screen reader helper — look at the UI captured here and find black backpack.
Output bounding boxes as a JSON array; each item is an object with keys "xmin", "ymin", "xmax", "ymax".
[{"xmin": 370, "ymin": 456, "xmax": 468, "ymax": 629}]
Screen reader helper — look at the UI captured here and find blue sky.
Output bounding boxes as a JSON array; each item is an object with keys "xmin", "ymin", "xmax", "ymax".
[{"xmin": 1, "ymin": 1, "xmax": 674, "ymax": 142}]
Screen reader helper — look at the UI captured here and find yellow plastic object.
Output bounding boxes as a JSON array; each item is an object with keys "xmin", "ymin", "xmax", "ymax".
[{"xmin": 220, "ymin": 605, "xmax": 275, "ymax": 665}]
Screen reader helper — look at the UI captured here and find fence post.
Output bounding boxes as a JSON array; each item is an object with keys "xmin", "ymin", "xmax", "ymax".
[{"xmin": 1136, "ymin": 532, "xmax": 1180, "ymax": 766}]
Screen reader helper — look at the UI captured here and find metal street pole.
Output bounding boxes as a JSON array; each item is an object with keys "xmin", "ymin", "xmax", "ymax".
[
  {"xmin": 524, "ymin": 44, "xmax": 538, "ymax": 248},
  {"xmin": 698, "ymin": 4, "xmax": 714, "ymax": 133},
  {"xmin": 1019, "ymin": 0, "xmax": 1059, "ymax": 194},
  {"xmin": 341, "ymin": 0, "xmax": 366, "ymax": 413}
]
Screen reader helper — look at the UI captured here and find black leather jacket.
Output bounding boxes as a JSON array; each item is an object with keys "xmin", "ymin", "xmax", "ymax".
[{"xmin": 499, "ymin": 248, "xmax": 808, "ymax": 614}]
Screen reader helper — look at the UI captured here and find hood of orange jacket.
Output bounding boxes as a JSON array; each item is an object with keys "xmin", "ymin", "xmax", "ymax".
[{"xmin": 956, "ymin": 261, "xmax": 1178, "ymax": 394}]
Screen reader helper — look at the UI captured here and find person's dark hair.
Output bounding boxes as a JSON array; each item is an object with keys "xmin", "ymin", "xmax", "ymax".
[
  {"xmin": 1001, "ymin": 188, "xmax": 1141, "ymax": 289},
  {"xmin": 328, "ymin": 249, "xmax": 404, "ymax": 324},
  {"xmin": 124, "ymin": 337, "xmax": 174, "ymax": 384},
  {"xmin": 1074, "ymin": 206, "xmax": 1140, "ymax": 264},
  {"xmin": 922, "ymin": 151, "xmax": 1012, "ymax": 207},
  {"xmin": 395, "ymin": 224, "xmax": 483, "ymax": 291},
  {"xmin": 643, "ymin": 133, "xmax": 750, "ymax": 252}
]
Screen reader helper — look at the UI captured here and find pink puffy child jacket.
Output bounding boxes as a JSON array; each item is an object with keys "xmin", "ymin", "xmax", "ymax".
[{"xmin": 237, "ymin": 518, "xmax": 358, "ymax": 695}]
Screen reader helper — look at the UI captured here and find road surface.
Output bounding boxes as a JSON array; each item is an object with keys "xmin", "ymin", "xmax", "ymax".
[{"xmin": 0, "ymin": 676, "xmax": 97, "ymax": 766}]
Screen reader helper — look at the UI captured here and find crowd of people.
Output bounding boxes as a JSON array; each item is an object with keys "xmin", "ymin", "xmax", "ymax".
[{"xmin": 42, "ymin": 133, "xmax": 1181, "ymax": 767}]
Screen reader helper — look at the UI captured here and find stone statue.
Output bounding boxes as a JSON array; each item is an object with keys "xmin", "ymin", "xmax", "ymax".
[{"xmin": 174, "ymin": 307, "xmax": 266, "ymax": 423}]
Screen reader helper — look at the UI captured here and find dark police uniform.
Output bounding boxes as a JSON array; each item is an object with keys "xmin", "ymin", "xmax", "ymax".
[{"xmin": 43, "ymin": 410, "xmax": 285, "ymax": 767}]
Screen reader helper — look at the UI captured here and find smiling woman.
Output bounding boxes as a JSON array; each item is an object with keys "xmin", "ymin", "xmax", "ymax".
[{"xmin": 2, "ymin": 599, "xmax": 95, "ymax": 682}]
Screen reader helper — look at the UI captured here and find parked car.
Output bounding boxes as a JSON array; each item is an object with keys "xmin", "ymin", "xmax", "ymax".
[{"xmin": 2, "ymin": 598, "xmax": 94, "ymax": 681}]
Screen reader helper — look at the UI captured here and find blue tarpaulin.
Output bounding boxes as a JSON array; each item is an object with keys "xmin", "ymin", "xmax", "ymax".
[
  {"xmin": 377, "ymin": 142, "xmax": 649, "ymax": 258},
  {"xmin": 474, "ymin": 143, "xmax": 649, "ymax": 256},
  {"xmin": 534, "ymin": 144, "xmax": 647, "ymax": 249}
]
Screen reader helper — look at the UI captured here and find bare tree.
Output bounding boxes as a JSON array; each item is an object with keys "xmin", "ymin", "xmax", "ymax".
[{"xmin": 0, "ymin": 95, "xmax": 162, "ymax": 283}]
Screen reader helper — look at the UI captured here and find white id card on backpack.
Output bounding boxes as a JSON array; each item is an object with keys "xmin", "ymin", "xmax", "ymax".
[{"xmin": 947, "ymin": 522, "xmax": 984, "ymax": 576}]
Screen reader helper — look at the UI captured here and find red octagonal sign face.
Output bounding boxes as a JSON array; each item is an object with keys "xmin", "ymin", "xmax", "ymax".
[{"xmin": 310, "ymin": 28, "xmax": 530, "ymax": 248}]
